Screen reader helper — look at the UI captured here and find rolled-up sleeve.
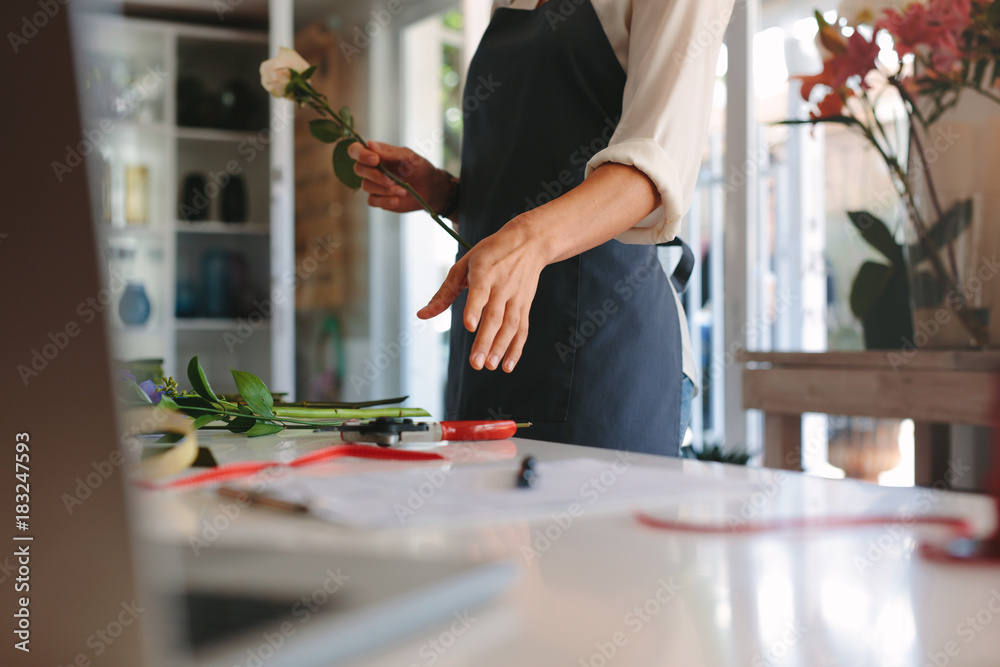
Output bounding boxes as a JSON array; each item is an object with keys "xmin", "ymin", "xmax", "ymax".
[{"xmin": 586, "ymin": 0, "xmax": 733, "ymax": 245}]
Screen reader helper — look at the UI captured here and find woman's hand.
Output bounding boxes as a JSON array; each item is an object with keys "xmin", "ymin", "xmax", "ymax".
[
  {"xmin": 417, "ymin": 164, "xmax": 661, "ymax": 374},
  {"xmin": 348, "ymin": 141, "xmax": 452, "ymax": 215},
  {"xmin": 417, "ymin": 218, "xmax": 549, "ymax": 373}
]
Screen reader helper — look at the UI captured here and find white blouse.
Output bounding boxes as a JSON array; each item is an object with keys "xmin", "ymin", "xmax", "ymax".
[
  {"xmin": 490, "ymin": 0, "xmax": 729, "ymax": 394},
  {"xmin": 493, "ymin": 0, "xmax": 732, "ymax": 245}
]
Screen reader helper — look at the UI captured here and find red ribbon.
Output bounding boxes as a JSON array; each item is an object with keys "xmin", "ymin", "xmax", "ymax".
[
  {"xmin": 634, "ymin": 511, "xmax": 974, "ymax": 537},
  {"xmin": 137, "ymin": 444, "xmax": 445, "ymax": 490}
]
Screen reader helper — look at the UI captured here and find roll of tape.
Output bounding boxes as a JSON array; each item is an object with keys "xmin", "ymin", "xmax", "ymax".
[{"xmin": 121, "ymin": 407, "xmax": 199, "ymax": 481}]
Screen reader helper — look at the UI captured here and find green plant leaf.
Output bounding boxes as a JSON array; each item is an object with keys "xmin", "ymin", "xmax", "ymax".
[
  {"xmin": 339, "ymin": 106, "xmax": 353, "ymax": 129},
  {"xmin": 231, "ymin": 369, "xmax": 275, "ymax": 418},
  {"xmin": 682, "ymin": 443, "xmax": 751, "ymax": 465},
  {"xmin": 773, "ymin": 116, "xmax": 860, "ymax": 128},
  {"xmin": 848, "ymin": 211, "xmax": 905, "ymax": 267},
  {"xmin": 172, "ymin": 395, "xmax": 220, "ymax": 419},
  {"xmin": 118, "ymin": 379, "xmax": 152, "ymax": 405},
  {"xmin": 283, "ymin": 396, "xmax": 409, "ymax": 409},
  {"xmin": 910, "ymin": 269, "xmax": 947, "ymax": 308},
  {"xmin": 227, "ymin": 404, "xmax": 257, "ymax": 434},
  {"xmin": 850, "ymin": 261, "xmax": 895, "ymax": 319},
  {"xmin": 309, "ymin": 119, "xmax": 341, "ymax": 143},
  {"xmin": 333, "ymin": 139, "xmax": 363, "ymax": 190},
  {"xmin": 301, "ymin": 65, "xmax": 317, "ymax": 81},
  {"xmin": 860, "ymin": 272, "xmax": 914, "ymax": 350},
  {"xmin": 187, "ymin": 356, "xmax": 221, "ymax": 404},
  {"xmin": 907, "ymin": 199, "xmax": 973, "ymax": 266},
  {"xmin": 247, "ymin": 421, "xmax": 283, "ymax": 437},
  {"xmin": 191, "ymin": 414, "xmax": 221, "ymax": 429},
  {"xmin": 158, "ymin": 395, "xmax": 180, "ymax": 411}
]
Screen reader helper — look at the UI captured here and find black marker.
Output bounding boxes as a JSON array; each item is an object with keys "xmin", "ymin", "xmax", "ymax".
[{"xmin": 515, "ymin": 455, "xmax": 538, "ymax": 489}]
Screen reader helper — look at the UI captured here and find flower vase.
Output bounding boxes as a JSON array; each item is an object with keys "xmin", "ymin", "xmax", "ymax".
[
  {"xmin": 118, "ymin": 282, "xmax": 151, "ymax": 326},
  {"xmin": 906, "ymin": 92, "xmax": 1000, "ymax": 349},
  {"xmin": 827, "ymin": 416, "xmax": 902, "ymax": 483}
]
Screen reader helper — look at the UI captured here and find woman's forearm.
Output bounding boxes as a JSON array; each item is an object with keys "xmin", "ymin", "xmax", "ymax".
[{"xmin": 513, "ymin": 163, "xmax": 662, "ymax": 265}]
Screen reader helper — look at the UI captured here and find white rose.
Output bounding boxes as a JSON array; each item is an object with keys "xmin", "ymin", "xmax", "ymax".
[
  {"xmin": 259, "ymin": 46, "xmax": 312, "ymax": 98},
  {"xmin": 837, "ymin": 0, "xmax": 919, "ymax": 26}
]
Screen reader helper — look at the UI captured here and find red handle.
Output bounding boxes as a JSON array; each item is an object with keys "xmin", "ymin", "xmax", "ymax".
[{"xmin": 440, "ymin": 420, "xmax": 518, "ymax": 441}]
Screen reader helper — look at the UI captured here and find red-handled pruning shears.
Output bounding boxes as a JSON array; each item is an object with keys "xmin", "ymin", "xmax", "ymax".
[{"xmin": 319, "ymin": 417, "xmax": 521, "ymax": 447}]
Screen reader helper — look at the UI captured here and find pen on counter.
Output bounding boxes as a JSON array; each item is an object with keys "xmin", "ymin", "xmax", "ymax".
[
  {"xmin": 218, "ymin": 485, "xmax": 310, "ymax": 514},
  {"xmin": 515, "ymin": 455, "xmax": 538, "ymax": 489}
]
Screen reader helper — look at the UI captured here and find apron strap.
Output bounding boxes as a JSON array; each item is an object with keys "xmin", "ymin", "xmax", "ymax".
[{"xmin": 657, "ymin": 237, "xmax": 695, "ymax": 294}]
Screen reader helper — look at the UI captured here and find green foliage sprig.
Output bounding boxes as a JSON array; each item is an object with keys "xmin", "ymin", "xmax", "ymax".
[{"xmin": 122, "ymin": 356, "xmax": 429, "ymax": 439}]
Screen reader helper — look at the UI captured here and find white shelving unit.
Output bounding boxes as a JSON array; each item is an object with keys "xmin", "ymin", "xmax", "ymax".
[{"xmin": 76, "ymin": 13, "xmax": 293, "ymax": 394}]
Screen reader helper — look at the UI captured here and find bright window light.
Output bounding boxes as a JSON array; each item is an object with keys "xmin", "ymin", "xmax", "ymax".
[
  {"xmin": 754, "ymin": 26, "xmax": 789, "ymax": 96},
  {"xmin": 792, "ymin": 16, "xmax": 818, "ymax": 42}
]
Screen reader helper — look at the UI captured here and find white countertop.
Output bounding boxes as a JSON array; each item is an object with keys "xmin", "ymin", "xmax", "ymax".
[{"xmin": 137, "ymin": 431, "xmax": 1000, "ymax": 667}]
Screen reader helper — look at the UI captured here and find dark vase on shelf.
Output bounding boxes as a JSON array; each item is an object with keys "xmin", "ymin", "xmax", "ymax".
[
  {"xmin": 176, "ymin": 77, "xmax": 223, "ymax": 128},
  {"xmin": 220, "ymin": 175, "xmax": 247, "ymax": 223},
  {"xmin": 219, "ymin": 79, "xmax": 261, "ymax": 130},
  {"xmin": 175, "ymin": 280, "xmax": 198, "ymax": 318},
  {"xmin": 201, "ymin": 249, "xmax": 232, "ymax": 317},
  {"xmin": 179, "ymin": 172, "xmax": 209, "ymax": 222},
  {"xmin": 118, "ymin": 282, "xmax": 151, "ymax": 326}
]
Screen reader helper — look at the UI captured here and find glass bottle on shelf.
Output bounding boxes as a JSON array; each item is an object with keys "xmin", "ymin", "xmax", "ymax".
[{"xmin": 124, "ymin": 165, "xmax": 148, "ymax": 225}]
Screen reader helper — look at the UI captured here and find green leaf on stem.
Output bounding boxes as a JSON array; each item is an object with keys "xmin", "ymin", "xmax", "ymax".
[
  {"xmin": 850, "ymin": 261, "xmax": 895, "ymax": 319},
  {"xmin": 158, "ymin": 395, "xmax": 180, "ymax": 411},
  {"xmin": 187, "ymin": 356, "xmax": 221, "ymax": 403},
  {"xmin": 231, "ymin": 369, "xmax": 275, "ymax": 418},
  {"xmin": 191, "ymin": 414, "xmax": 221, "ymax": 429},
  {"xmin": 246, "ymin": 421, "xmax": 283, "ymax": 437},
  {"xmin": 340, "ymin": 106, "xmax": 353, "ymax": 130},
  {"xmin": 172, "ymin": 395, "xmax": 220, "ymax": 420},
  {"xmin": 309, "ymin": 119, "xmax": 342, "ymax": 143},
  {"xmin": 227, "ymin": 404, "xmax": 257, "ymax": 434},
  {"xmin": 333, "ymin": 139, "xmax": 363, "ymax": 190},
  {"xmin": 907, "ymin": 199, "xmax": 973, "ymax": 267},
  {"xmin": 301, "ymin": 65, "xmax": 317, "ymax": 81},
  {"xmin": 848, "ymin": 211, "xmax": 905, "ymax": 268}
]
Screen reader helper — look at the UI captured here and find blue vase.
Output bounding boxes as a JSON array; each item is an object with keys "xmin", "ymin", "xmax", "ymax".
[
  {"xmin": 201, "ymin": 249, "xmax": 232, "ymax": 318},
  {"xmin": 119, "ymin": 282, "xmax": 151, "ymax": 326},
  {"xmin": 175, "ymin": 280, "xmax": 197, "ymax": 318}
]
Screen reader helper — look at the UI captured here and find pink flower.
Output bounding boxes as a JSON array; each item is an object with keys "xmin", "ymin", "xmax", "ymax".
[
  {"xmin": 926, "ymin": 0, "xmax": 972, "ymax": 35},
  {"xmin": 796, "ymin": 32, "xmax": 877, "ymax": 118},
  {"xmin": 814, "ymin": 90, "xmax": 849, "ymax": 119},
  {"xmin": 877, "ymin": 0, "xmax": 972, "ymax": 69},
  {"xmin": 839, "ymin": 31, "xmax": 882, "ymax": 87},
  {"xmin": 878, "ymin": 4, "xmax": 942, "ymax": 56}
]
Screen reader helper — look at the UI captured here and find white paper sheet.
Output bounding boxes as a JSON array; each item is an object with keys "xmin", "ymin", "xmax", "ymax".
[{"xmin": 234, "ymin": 457, "xmax": 758, "ymax": 529}]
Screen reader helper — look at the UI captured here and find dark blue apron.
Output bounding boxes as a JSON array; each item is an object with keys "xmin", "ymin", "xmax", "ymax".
[{"xmin": 446, "ymin": 0, "xmax": 686, "ymax": 456}]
